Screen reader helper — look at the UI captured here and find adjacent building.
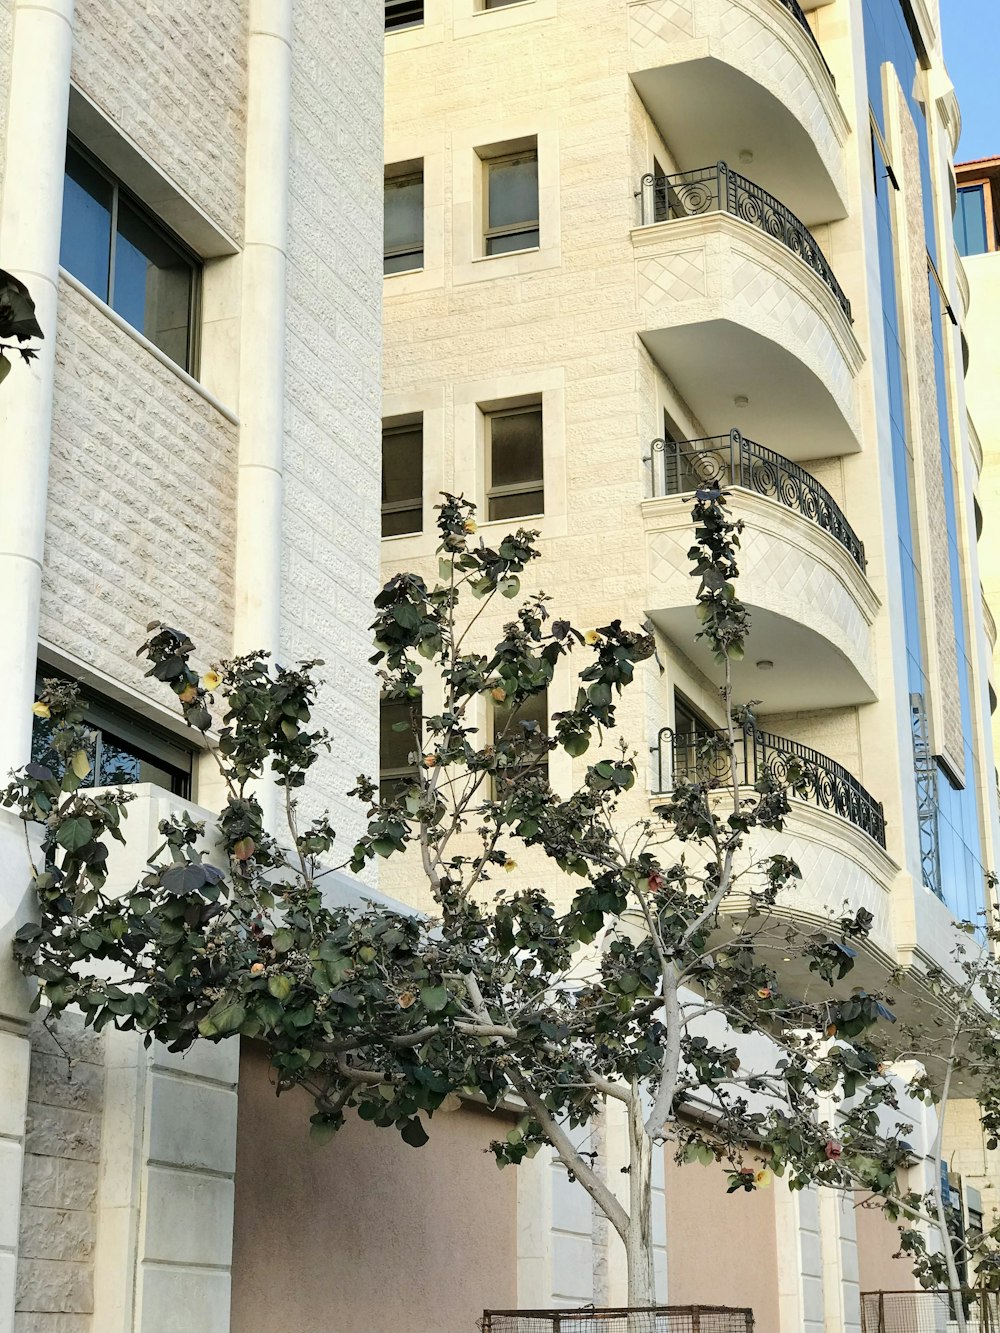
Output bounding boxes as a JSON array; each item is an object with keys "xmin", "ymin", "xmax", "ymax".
[
  {"xmin": 0, "ymin": 1, "xmax": 387, "ymax": 1330},
  {"xmin": 380, "ymin": 0, "xmax": 1000, "ymax": 1327}
]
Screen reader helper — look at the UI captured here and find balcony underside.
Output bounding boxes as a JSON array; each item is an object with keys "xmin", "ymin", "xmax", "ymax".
[
  {"xmin": 645, "ymin": 491, "xmax": 879, "ymax": 710},
  {"xmin": 633, "ymin": 59, "xmax": 845, "ymax": 228},
  {"xmin": 651, "ymin": 601, "xmax": 872, "ymax": 710},
  {"xmin": 641, "ymin": 318, "xmax": 858, "ymax": 461}
]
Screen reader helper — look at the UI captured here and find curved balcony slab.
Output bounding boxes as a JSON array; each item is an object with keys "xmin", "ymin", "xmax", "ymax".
[
  {"xmin": 633, "ymin": 211, "xmax": 864, "ymax": 459},
  {"xmin": 628, "ymin": 0, "xmax": 849, "ymax": 225},
  {"xmin": 644, "ymin": 488, "xmax": 880, "ymax": 710}
]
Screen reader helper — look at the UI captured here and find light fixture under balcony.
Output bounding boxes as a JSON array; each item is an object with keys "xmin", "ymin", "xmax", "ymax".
[
  {"xmin": 734, "ymin": 395, "xmax": 749, "ymax": 409},
  {"xmin": 756, "ymin": 660, "xmax": 774, "ymax": 671},
  {"xmin": 738, "ymin": 149, "xmax": 754, "ymax": 164}
]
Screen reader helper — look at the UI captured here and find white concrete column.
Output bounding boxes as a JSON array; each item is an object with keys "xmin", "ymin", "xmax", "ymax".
[
  {"xmin": 233, "ymin": 0, "xmax": 292, "ymax": 662},
  {"xmin": 0, "ymin": 0, "xmax": 74, "ymax": 779},
  {"xmin": 775, "ymin": 1183, "xmax": 826, "ymax": 1333},
  {"xmin": 818, "ymin": 1188, "xmax": 862, "ymax": 1333}
]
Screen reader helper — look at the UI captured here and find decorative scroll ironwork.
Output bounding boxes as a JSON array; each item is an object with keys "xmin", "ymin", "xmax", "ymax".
[
  {"xmin": 910, "ymin": 693, "xmax": 943, "ymax": 900},
  {"xmin": 638, "ymin": 162, "xmax": 852, "ymax": 321},
  {"xmin": 775, "ymin": 0, "xmax": 836, "ymax": 83},
  {"xmin": 654, "ymin": 726, "xmax": 887, "ymax": 848},
  {"xmin": 644, "ymin": 429, "xmax": 866, "ymax": 570}
]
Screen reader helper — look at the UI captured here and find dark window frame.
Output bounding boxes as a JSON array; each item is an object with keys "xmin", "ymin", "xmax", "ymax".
[
  {"xmin": 483, "ymin": 148, "xmax": 540, "ymax": 256},
  {"xmin": 381, "ymin": 418, "xmax": 424, "ymax": 537},
  {"xmin": 491, "ymin": 687, "xmax": 550, "ymax": 792},
  {"xmin": 32, "ymin": 666, "xmax": 194, "ymax": 798},
  {"xmin": 384, "ymin": 166, "xmax": 425, "ymax": 275},
  {"xmin": 485, "ymin": 401, "xmax": 544, "ymax": 522},
  {"xmin": 62, "ymin": 137, "xmax": 202, "ymax": 373},
  {"xmin": 379, "ymin": 695, "xmax": 422, "ymax": 802},
  {"xmin": 385, "ymin": 0, "xmax": 424, "ymax": 31}
]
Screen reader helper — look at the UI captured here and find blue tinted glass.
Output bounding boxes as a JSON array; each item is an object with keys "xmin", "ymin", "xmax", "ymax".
[
  {"xmin": 60, "ymin": 146, "xmax": 112, "ymax": 300},
  {"xmin": 113, "ymin": 200, "xmax": 193, "ymax": 368},
  {"xmin": 956, "ymin": 187, "xmax": 989, "ymax": 257},
  {"xmin": 864, "ymin": 0, "xmax": 988, "ymax": 917}
]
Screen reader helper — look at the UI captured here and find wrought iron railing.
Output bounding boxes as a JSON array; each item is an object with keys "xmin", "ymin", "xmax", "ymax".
[
  {"xmin": 776, "ymin": 0, "xmax": 836, "ymax": 83},
  {"xmin": 644, "ymin": 428, "xmax": 866, "ymax": 570},
  {"xmin": 638, "ymin": 162, "xmax": 852, "ymax": 321},
  {"xmin": 482, "ymin": 1310, "xmax": 755, "ymax": 1333},
  {"xmin": 654, "ymin": 726, "xmax": 887, "ymax": 847}
]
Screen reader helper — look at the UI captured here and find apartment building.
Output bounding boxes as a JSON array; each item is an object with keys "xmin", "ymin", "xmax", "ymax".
[
  {"xmin": 0, "ymin": 1, "xmax": 396, "ymax": 1330},
  {"xmin": 380, "ymin": 0, "xmax": 1000, "ymax": 1327}
]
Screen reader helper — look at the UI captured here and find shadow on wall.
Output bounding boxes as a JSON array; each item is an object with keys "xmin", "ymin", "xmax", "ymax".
[{"xmin": 230, "ymin": 1041, "xmax": 520, "ymax": 1333}]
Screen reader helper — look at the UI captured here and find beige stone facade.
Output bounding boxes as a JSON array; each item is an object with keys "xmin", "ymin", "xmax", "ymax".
[{"xmin": 379, "ymin": 0, "xmax": 999, "ymax": 1326}]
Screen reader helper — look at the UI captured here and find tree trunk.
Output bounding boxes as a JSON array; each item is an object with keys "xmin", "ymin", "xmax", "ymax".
[{"xmin": 626, "ymin": 1084, "xmax": 657, "ymax": 1307}]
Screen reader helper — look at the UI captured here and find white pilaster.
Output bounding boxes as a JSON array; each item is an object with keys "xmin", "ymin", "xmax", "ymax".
[{"xmin": 0, "ymin": 0, "xmax": 74, "ymax": 777}]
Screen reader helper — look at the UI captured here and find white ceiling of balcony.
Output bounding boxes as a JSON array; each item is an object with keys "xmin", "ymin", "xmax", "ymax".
[
  {"xmin": 640, "ymin": 320, "xmax": 861, "ymax": 462},
  {"xmin": 649, "ymin": 603, "xmax": 876, "ymax": 712},
  {"xmin": 632, "ymin": 60, "xmax": 847, "ymax": 228}
]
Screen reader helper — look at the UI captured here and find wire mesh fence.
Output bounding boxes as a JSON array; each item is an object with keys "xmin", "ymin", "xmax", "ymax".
[
  {"xmin": 480, "ymin": 1308, "xmax": 754, "ymax": 1333},
  {"xmin": 861, "ymin": 1290, "xmax": 1000, "ymax": 1332}
]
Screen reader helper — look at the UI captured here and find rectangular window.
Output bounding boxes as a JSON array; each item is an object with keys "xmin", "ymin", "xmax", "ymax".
[
  {"xmin": 385, "ymin": 0, "xmax": 423, "ymax": 29},
  {"xmin": 492, "ymin": 688, "xmax": 549, "ymax": 788},
  {"xmin": 60, "ymin": 141, "xmax": 200, "ymax": 372},
  {"xmin": 672, "ymin": 694, "xmax": 716, "ymax": 783},
  {"xmin": 956, "ymin": 185, "xmax": 989, "ymax": 257},
  {"xmin": 380, "ymin": 697, "xmax": 421, "ymax": 802},
  {"xmin": 484, "ymin": 148, "xmax": 539, "ymax": 256},
  {"xmin": 486, "ymin": 403, "xmax": 543, "ymax": 521},
  {"xmin": 384, "ymin": 166, "xmax": 424, "ymax": 274},
  {"xmin": 482, "ymin": 0, "xmax": 522, "ymax": 8},
  {"xmin": 382, "ymin": 419, "xmax": 424, "ymax": 537},
  {"xmin": 31, "ymin": 670, "xmax": 194, "ymax": 798}
]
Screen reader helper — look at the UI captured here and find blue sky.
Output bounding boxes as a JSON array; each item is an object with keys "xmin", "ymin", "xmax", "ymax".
[{"xmin": 940, "ymin": 0, "xmax": 1000, "ymax": 162}]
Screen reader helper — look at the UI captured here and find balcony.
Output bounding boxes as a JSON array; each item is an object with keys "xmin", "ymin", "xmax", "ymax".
[
  {"xmin": 627, "ymin": 0, "xmax": 849, "ymax": 226},
  {"xmin": 633, "ymin": 164, "xmax": 864, "ymax": 461},
  {"xmin": 646, "ymin": 429, "xmax": 865, "ymax": 568},
  {"xmin": 643, "ymin": 436, "xmax": 879, "ymax": 711},
  {"xmin": 651, "ymin": 727, "xmax": 895, "ymax": 956},
  {"xmin": 653, "ymin": 726, "xmax": 886, "ymax": 846}
]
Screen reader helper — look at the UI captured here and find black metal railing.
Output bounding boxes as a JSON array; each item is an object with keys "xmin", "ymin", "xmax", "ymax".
[
  {"xmin": 638, "ymin": 162, "xmax": 852, "ymax": 321},
  {"xmin": 644, "ymin": 429, "xmax": 866, "ymax": 570},
  {"xmin": 654, "ymin": 726, "xmax": 887, "ymax": 847},
  {"xmin": 482, "ymin": 1310, "xmax": 755, "ymax": 1333},
  {"xmin": 861, "ymin": 1289, "xmax": 1000, "ymax": 1332},
  {"xmin": 776, "ymin": 0, "xmax": 836, "ymax": 83}
]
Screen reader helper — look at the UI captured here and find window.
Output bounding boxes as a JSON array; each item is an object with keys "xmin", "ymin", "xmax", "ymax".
[
  {"xmin": 60, "ymin": 141, "xmax": 200, "ymax": 372},
  {"xmin": 380, "ymin": 697, "xmax": 421, "ymax": 801},
  {"xmin": 482, "ymin": 0, "xmax": 522, "ymax": 7},
  {"xmin": 385, "ymin": 0, "xmax": 423, "ymax": 29},
  {"xmin": 956, "ymin": 185, "xmax": 989, "ymax": 257},
  {"xmin": 672, "ymin": 695, "xmax": 716, "ymax": 783},
  {"xmin": 382, "ymin": 419, "xmax": 423, "ymax": 537},
  {"xmin": 486, "ymin": 403, "xmax": 543, "ymax": 521},
  {"xmin": 31, "ymin": 670, "xmax": 194, "ymax": 797},
  {"xmin": 492, "ymin": 688, "xmax": 549, "ymax": 787},
  {"xmin": 483, "ymin": 147, "xmax": 539, "ymax": 255},
  {"xmin": 384, "ymin": 165, "xmax": 424, "ymax": 274}
]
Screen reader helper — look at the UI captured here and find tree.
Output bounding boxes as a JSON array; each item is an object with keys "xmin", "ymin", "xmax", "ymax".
[
  {"xmin": 5, "ymin": 490, "xmax": 995, "ymax": 1310},
  {"xmin": 0, "ymin": 268, "xmax": 43, "ymax": 385}
]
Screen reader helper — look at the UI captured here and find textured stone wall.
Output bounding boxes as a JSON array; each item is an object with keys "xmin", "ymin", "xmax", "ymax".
[
  {"xmin": 70, "ymin": 0, "xmax": 248, "ymax": 241},
  {"xmin": 42, "ymin": 278, "xmax": 237, "ymax": 699},
  {"xmin": 15, "ymin": 1015, "xmax": 103, "ymax": 1333},
  {"xmin": 0, "ymin": 0, "xmax": 12, "ymax": 183},
  {"xmin": 279, "ymin": 0, "xmax": 383, "ymax": 845}
]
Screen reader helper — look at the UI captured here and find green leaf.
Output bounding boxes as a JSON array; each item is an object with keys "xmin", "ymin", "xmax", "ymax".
[
  {"xmin": 267, "ymin": 974, "xmax": 294, "ymax": 1001},
  {"xmin": 272, "ymin": 928, "xmax": 294, "ymax": 954},
  {"xmin": 500, "ymin": 576, "xmax": 520, "ymax": 599},
  {"xmin": 57, "ymin": 817, "xmax": 94, "ymax": 851},
  {"xmin": 563, "ymin": 732, "xmax": 590, "ymax": 758},
  {"xmin": 71, "ymin": 749, "xmax": 92, "ymax": 779},
  {"xmin": 0, "ymin": 355, "xmax": 10, "ymax": 386},
  {"xmin": 400, "ymin": 1116, "xmax": 429, "ymax": 1148},
  {"xmin": 419, "ymin": 984, "xmax": 449, "ymax": 1013},
  {"xmin": 199, "ymin": 1000, "xmax": 245, "ymax": 1037},
  {"xmin": 310, "ymin": 1115, "xmax": 339, "ymax": 1145}
]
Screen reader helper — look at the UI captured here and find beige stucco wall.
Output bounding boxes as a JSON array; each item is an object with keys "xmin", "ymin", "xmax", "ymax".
[
  {"xmin": 663, "ymin": 1156, "xmax": 780, "ymax": 1331},
  {"xmin": 854, "ymin": 1196, "xmax": 917, "ymax": 1297},
  {"xmin": 230, "ymin": 1041, "xmax": 518, "ymax": 1333}
]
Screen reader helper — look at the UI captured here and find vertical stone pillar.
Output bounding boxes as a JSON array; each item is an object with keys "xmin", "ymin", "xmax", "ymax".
[
  {"xmin": 819, "ymin": 1188, "xmax": 862, "ymax": 1333},
  {"xmin": 775, "ymin": 1183, "xmax": 826, "ymax": 1333},
  {"xmin": 0, "ymin": 0, "xmax": 74, "ymax": 778}
]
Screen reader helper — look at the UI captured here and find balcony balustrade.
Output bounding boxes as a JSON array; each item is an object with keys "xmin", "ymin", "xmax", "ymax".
[
  {"xmin": 653, "ymin": 726, "xmax": 887, "ymax": 847},
  {"xmin": 638, "ymin": 163, "xmax": 851, "ymax": 321},
  {"xmin": 645, "ymin": 429, "xmax": 865, "ymax": 570}
]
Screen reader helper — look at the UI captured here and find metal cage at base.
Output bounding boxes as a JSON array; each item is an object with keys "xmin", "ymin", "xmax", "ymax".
[
  {"xmin": 861, "ymin": 1289, "xmax": 1000, "ymax": 1332},
  {"xmin": 644, "ymin": 429, "xmax": 867, "ymax": 571},
  {"xmin": 637, "ymin": 162, "xmax": 852, "ymax": 322},
  {"xmin": 654, "ymin": 726, "xmax": 887, "ymax": 848},
  {"xmin": 481, "ymin": 1309, "xmax": 755, "ymax": 1333}
]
